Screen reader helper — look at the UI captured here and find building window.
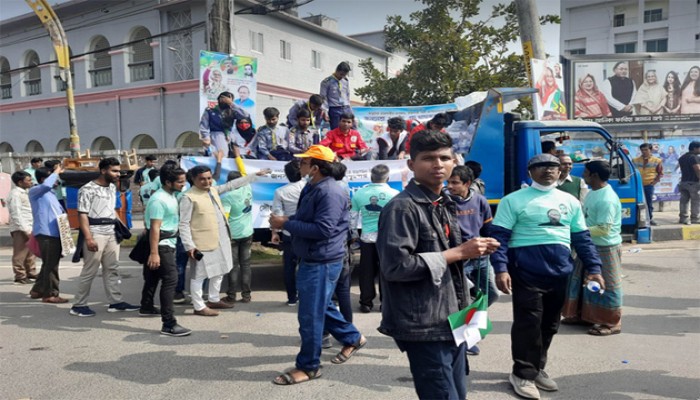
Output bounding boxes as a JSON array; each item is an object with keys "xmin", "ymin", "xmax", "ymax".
[
  {"xmin": 0, "ymin": 57, "xmax": 11, "ymax": 99},
  {"xmin": 250, "ymin": 31, "xmax": 264, "ymax": 53},
  {"xmin": 613, "ymin": 14, "xmax": 625, "ymax": 27},
  {"xmin": 614, "ymin": 42, "xmax": 636, "ymax": 53},
  {"xmin": 129, "ymin": 27, "xmax": 154, "ymax": 82},
  {"xmin": 167, "ymin": 10, "xmax": 194, "ymax": 81},
  {"xmin": 23, "ymin": 50, "xmax": 41, "ymax": 96},
  {"xmin": 644, "ymin": 9, "xmax": 663, "ymax": 23},
  {"xmin": 568, "ymin": 48, "xmax": 586, "ymax": 55},
  {"xmin": 280, "ymin": 40, "xmax": 291, "ymax": 61},
  {"xmin": 645, "ymin": 38, "xmax": 668, "ymax": 52},
  {"xmin": 89, "ymin": 36, "xmax": 112, "ymax": 87},
  {"xmin": 311, "ymin": 50, "xmax": 321, "ymax": 69}
]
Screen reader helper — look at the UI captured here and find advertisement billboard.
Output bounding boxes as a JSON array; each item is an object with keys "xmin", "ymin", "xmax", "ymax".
[
  {"xmin": 199, "ymin": 51, "xmax": 258, "ymax": 125},
  {"xmin": 567, "ymin": 54, "xmax": 700, "ymax": 125}
]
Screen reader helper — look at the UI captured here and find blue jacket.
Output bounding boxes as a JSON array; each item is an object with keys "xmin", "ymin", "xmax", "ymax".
[{"xmin": 284, "ymin": 176, "xmax": 348, "ymax": 263}]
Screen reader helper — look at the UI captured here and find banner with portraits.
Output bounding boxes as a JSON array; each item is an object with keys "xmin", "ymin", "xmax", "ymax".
[
  {"xmin": 531, "ymin": 58, "xmax": 567, "ymax": 120},
  {"xmin": 199, "ymin": 51, "xmax": 258, "ymax": 125},
  {"xmin": 570, "ymin": 56, "xmax": 700, "ymax": 125}
]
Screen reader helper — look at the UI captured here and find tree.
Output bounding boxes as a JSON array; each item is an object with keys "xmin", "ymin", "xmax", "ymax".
[{"xmin": 356, "ymin": 0, "xmax": 559, "ymax": 106}]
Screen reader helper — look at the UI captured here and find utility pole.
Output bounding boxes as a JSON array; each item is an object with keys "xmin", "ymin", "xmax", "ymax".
[
  {"xmin": 207, "ymin": 0, "xmax": 234, "ymax": 53},
  {"xmin": 515, "ymin": 0, "xmax": 546, "ymax": 86},
  {"xmin": 26, "ymin": 0, "xmax": 80, "ymax": 157}
]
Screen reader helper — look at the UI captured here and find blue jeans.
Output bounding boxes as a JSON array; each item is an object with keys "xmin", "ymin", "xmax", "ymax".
[
  {"xmin": 395, "ymin": 339, "xmax": 467, "ymax": 400},
  {"xmin": 334, "ymin": 243, "xmax": 353, "ymax": 323},
  {"xmin": 643, "ymin": 184, "xmax": 655, "ymax": 221},
  {"xmin": 296, "ymin": 259, "xmax": 361, "ymax": 372},
  {"xmin": 281, "ymin": 235, "xmax": 298, "ymax": 303},
  {"xmin": 175, "ymin": 238, "xmax": 188, "ymax": 293},
  {"xmin": 464, "ymin": 257, "xmax": 499, "ymax": 307}
]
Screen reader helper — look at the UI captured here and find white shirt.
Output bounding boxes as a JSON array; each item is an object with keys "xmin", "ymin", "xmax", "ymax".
[
  {"xmin": 272, "ymin": 180, "xmax": 306, "ymax": 236},
  {"xmin": 7, "ymin": 187, "xmax": 33, "ymax": 233}
]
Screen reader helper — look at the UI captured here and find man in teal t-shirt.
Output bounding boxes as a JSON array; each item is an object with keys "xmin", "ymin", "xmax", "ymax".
[
  {"xmin": 221, "ymin": 171, "xmax": 254, "ymax": 304},
  {"xmin": 489, "ymin": 154, "xmax": 604, "ymax": 399},
  {"xmin": 350, "ymin": 164, "xmax": 399, "ymax": 313}
]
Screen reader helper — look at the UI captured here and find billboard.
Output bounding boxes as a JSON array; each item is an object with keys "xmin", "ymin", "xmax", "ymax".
[
  {"xmin": 568, "ymin": 54, "xmax": 700, "ymax": 125},
  {"xmin": 199, "ymin": 51, "xmax": 258, "ymax": 125},
  {"xmin": 531, "ymin": 58, "xmax": 567, "ymax": 120}
]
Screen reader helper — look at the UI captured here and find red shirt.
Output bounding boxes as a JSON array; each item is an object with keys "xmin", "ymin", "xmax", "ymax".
[
  {"xmin": 404, "ymin": 123, "xmax": 447, "ymax": 154},
  {"xmin": 320, "ymin": 128, "xmax": 368, "ymax": 159}
]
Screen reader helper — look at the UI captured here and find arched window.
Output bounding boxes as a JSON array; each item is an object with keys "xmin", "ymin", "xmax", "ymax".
[
  {"xmin": 26, "ymin": 140, "xmax": 45, "ymax": 153},
  {"xmin": 0, "ymin": 142, "xmax": 14, "ymax": 153},
  {"xmin": 89, "ymin": 36, "xmax": 112, "ymax": 87},
  {"xmin": 175, "ymin": 131, "xmax": 200, "ymax": 148},
  {"xmin": 1, "ymin": 57, "xmax": 11, "ymax": 99},
  {"xmin": 131, "ymin": 134, "xmax": 157, "ymax": 149},
  {"xmin": 56, "ymin": 138, "xmax": 70, "ymax": 152},
  {"xmin": 24, "ymin": 50, "xmax": 41, "ymax": 96},
  {"xmin": 92, "ymin": 136, "xmax": 115, "ymax": 151},
  {"xmin": 129, "ymin": 27, "xmax": 154, "ymax": 82}
]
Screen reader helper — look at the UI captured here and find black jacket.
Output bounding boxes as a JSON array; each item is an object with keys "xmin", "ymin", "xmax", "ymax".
[{"xmin": 376, "ymin": 179, "xmax": 468, "ymax": 341}]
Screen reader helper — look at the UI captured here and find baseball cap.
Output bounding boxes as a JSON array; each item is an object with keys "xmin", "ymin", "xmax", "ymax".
[
  {"xmin": 528, "ymin": 154, "xmax": 561, "ymax": 168},
  {"xmin": 294, "ymin": 145, "xmax": 336, "ymax": 163}
]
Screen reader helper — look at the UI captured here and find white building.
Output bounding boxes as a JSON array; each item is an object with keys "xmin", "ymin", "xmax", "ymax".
[
  {"xmin": 0, "ymin": 0, "xmax": 405, "ymax": 156},
  {"xmin": 560, "ymin": 0, "xmax": 700, "ymax": 55}
]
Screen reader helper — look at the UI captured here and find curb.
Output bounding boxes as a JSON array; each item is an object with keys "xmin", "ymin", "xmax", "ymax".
[{"xmin": 651, "ymin": 225, "xmax": 700, "ymax": 242}]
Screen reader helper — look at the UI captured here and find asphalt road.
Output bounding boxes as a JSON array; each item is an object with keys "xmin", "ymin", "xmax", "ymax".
[{"xmin": 1, "ymin": 240, "xmax": 699, "ymax": 400}]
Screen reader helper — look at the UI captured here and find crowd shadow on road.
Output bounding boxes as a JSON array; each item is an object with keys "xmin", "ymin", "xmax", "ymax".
[{"xmin": 63, "ymin": 349, "xmax": 416, "ymax": 393}]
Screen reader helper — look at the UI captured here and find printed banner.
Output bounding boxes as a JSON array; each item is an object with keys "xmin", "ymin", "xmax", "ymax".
[
  {"xmin": 570, "ymin": 58, "xmax": 700, "ymax": 125},
  {"xmin": 353, "ymin": 103, "xmax": 459, "ymax": 150},
  {"xmin": 180, "ymin": 157, "xmax": 413, "ymax": 228},
  {"xmin": 199, "ymin": 50, "xmax": 258, "ymax": 125},
  {"xmin": 531, "ymin": 58, "xmax": 567, "ymax": 120},
  {"xmin": 557, "ymin": 137, "xmax": 699, "ymax": 202}
]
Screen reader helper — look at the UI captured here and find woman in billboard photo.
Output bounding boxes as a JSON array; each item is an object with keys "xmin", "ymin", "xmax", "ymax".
[
  {"xmin": 662, "ymin": 71, "xmax": 682, "ymax": 115},
  {"xmin": 633, "ymin": 70, "xmax": 665, "ymax": 115},
  {"xmin": 574, "ymin": 74, "xmax": 612, "ymax": 118},
  {"xmin": 680, "ymin": 66, "xmax": 700, "ymax": 115},
  {"xmin": 536, "ymin": 66, "xmax": 567, "ymax": 120}
]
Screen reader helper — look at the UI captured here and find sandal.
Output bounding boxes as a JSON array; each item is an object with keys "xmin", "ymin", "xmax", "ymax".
[
  {"xmin": 588, "ymin": 324, "xmax": 621, "ymax": 336},
  {"xmin": 272, "ymin": 368, "xmax": 322, "ymax": 385},
  {"xmin": 331, "ymin": 335, "xmax": 367, "ymax": 364}
]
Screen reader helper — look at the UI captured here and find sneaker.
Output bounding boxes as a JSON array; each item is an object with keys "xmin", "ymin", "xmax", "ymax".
[
  {"xmin": 14, "ymin": 278, "xmax": 31, "ymax": 285},
  {"xmin": 139, "ymin": 307, "xmax": 161, "ymax": 317},
  {"xmin": 650, "ymin": 219, "xmax": 658, "ymax": 226},
  {"xmin": 535, "ymin": 370, "xmax": 558, "ymax": 392},
  {"xmin": 70, "ymin": 306, "xmax": 96, "ymax": 317},
  {"xmin": 27, "ymin": 274, "xmax": 38, "ymax": 281},
  {"xmin": 286, "ymin": 300, "xmax": 297, "ymax": 306},
  {"xmin": 173, "ymin": 292, "xmax": 187, "ymax": 304},
  {"xmin": 360, "ymin": 304, "xmax": 372, "ymax": 313},
  {"xmin": 509, "ymin": 373, "xmax": 541, "ymax": 399},
  {"xmin": 160, "ymin": 323, "xmax": 192, "ymax": 337},
  {"xmin": 466, "ymin": 345, "xmax": 480, "ymax": 356},
  {"xmin": 322, "ymin": 333, "xmax": 332, "ymax": 349},
  {"xmin": 108, "ymin": 302, "xmax": 140, "ymax": 312},
  {"xmin": 679, "ymin": 219, "xmax": 690, "ymax": 225}
]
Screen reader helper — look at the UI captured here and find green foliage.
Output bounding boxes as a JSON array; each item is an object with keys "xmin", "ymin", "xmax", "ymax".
[{"xmin": 356, "ymin": 0, "xmax": 559, "ymax": 106}]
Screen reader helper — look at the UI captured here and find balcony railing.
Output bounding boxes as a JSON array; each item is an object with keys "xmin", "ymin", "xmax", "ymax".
[
  {"xmin": 24, "ymin": 78, "xmax": 41, "ymax": 96},
  {"xmin": 89, "ymin": 67, "xmax": 112, "ymax": 87},
  {"xmin": 1, "ymin": 84, "xmax": 11, "ymax": 99},
  {"xmin": 613, "ymin": 16, "xmax": 638, "ymax": 27},
  {"xmin": 129, "ymin": 61, "xmax": 154, "ymax": 82}
]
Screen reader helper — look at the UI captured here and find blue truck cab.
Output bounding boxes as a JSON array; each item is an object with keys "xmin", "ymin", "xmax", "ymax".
[{"xmin": 459, "ymin": 88, "xmax": 651, "ymax": 243}]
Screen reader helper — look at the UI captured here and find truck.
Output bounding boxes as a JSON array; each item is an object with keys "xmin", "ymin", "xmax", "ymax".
[{"xmin": 457, "ymin": 87, "xmax": 651, "ymax": 243}]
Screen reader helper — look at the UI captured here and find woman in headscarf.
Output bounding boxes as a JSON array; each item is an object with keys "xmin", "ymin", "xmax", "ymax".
[
  {"xmin": 536, "ymin": 66, "xmax": 567, "ymax": 120},
  {"xmin": 633, "ymin": 70, "xmax": 665, "ymax": 115},
  {"xmin": 574, "ymin": 74, "xmax": 611, "ymax": 118}
]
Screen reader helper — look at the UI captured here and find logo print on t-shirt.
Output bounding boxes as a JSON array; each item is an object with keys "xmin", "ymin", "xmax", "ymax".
[{"xmin": 539, "ymin": 209, "xmax": 565, "ymax": 227}]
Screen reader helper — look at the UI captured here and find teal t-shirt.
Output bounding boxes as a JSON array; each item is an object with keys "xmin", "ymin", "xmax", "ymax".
[
  {"xmin": 220, "ymin": 184, "xmax": 254, "ymax": 239},
  {"xmin": 144, "ymin": 188, "xmax": 180, "ymax": 248},
  {"xmin": 493, "ymin": 187, "xmax": 588, "ymax": 248},
  {"xmin": 583, "ymin": 185, "xmax": 622, "ymax": 246},
  {"xmin": 350, "ymin": 183, "xmax": 400, "ymax": 234}
]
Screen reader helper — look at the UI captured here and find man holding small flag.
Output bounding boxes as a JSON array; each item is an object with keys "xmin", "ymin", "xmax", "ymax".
[{"xmin": 377, "ymin": 130, "xmax": 499, "ymax": 400}]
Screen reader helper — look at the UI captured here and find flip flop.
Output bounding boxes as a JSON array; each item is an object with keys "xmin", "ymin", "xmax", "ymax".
[
  {"xmin": 588, "ymin": 324, "xmax": 621, "ymax": 336},
  {"xmin": 331, "ymin": 335, "xmax": 367, "ymax": 364},
  {"xmin": 272, "ymin": 368, "xmax": 322, "ymax": 385}
]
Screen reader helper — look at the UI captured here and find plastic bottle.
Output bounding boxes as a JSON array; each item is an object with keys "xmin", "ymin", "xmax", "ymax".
[{"xmin": 586, "ymin": 281, "xmax": 605, "ymax": 295}]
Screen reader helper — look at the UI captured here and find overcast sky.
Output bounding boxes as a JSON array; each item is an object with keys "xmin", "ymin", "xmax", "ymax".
[{"xmin": 0, "ymin": 0, "xmax": 561, "ymax": 54}]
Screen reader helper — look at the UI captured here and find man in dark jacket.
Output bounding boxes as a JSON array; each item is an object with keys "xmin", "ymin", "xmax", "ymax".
[
  {"xmin": 489, "ymin": 153, "xmax": 604, "ymax": 399},
  {"xmin": 269, "ymin": 145, "xmax": 365, "ymax": 385},
  {"xmin": 376, "ymin": 130, "xmax": 499, "ymax": 399}
]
